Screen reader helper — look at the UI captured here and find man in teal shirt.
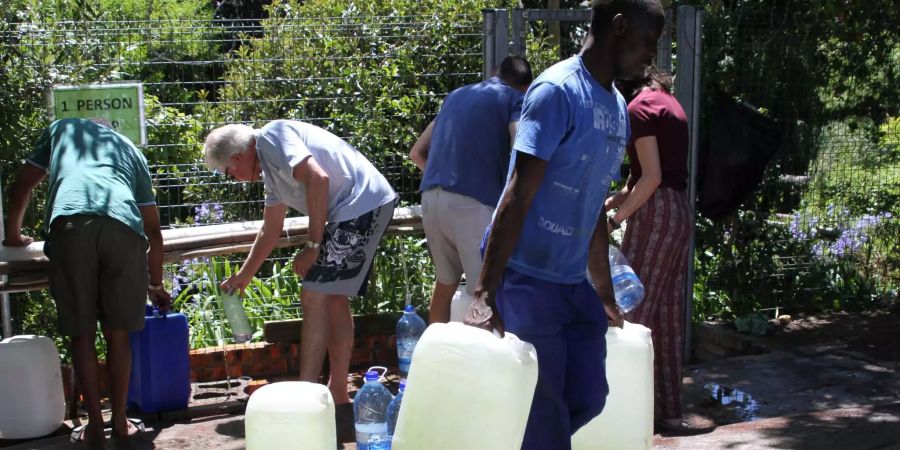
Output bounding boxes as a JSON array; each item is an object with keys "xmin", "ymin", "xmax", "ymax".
[{"xmin": 3, "ymin": 118, "xmax": 170, "ymax": 446}]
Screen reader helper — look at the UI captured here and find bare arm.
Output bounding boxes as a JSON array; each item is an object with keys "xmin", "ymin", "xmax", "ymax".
[
  {"xmin": 139, "ymin": 205, "xmax": 165, "ymax": 287},
  {"xmin": 291, "ymin": 156, "xmax": 329, "ymax": 277},
  {"xmin": 2, "ymin": 163, "xmax": 46, "ymax": 246},
  {"xmin": 609, "ymin": 136, "xmax": 661, "ymax": 224},
  {"xmin": 409, "ymin": 120, "xmax": 435, "ymax": 172},
  {"xmin": 472, "ymin": 152, "xmax": 547, "ymax": 334},
  {"xmin": 222, "ymin": 202, "xmax": 288, "ymax": 294},
  {"xmin": 139, "ymin": 205, "xmax": 171, "ymax": 310},
  {"xmin": 587, "ymin": 205, "xmax": 624, "ymax": 327},
  {"xmin": 508, "ymin": 122, "xmax": 519, "ymax": 148}
]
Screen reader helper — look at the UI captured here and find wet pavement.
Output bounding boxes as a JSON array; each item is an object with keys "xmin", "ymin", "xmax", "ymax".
[{"xmin": 4, "ymin": 326, "xmax": 899, "ymax": 449}]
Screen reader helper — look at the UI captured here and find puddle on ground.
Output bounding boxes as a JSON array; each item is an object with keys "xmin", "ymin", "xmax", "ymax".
[{"xmin": 704, "ymin": 383, "xmax": 761, "ymax": 421}]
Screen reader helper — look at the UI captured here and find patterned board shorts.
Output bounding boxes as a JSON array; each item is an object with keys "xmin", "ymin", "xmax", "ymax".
[{"xmin": 301, "ymin": 199, "xmax": 396, "ymax": 297}]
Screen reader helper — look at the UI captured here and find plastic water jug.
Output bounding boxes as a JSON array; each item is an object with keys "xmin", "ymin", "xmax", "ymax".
[
  {"xmin": 221, "ymin": 290, "xmax": 252, "ymax": 343},
  {"xmin": 386, "ymin": 380, "xmax": 405, "ymax": 438},
  {"xmin": 396, "ymin": 305, "xmax": 426, "ymax": 381},
  {"xmin": 392, "ymin": 323, "xmax": 538, "ymax": 450},
  {"xmin": 572, "ymin": 321, "xmax": 654, "ymax": 450},
  {"xmin": 587, "ymin": 246, "xmax": 646, "ymax": 313},
  {"xmin": 245, "ymin": 381, "xmax": 336, "ymax": 450},
  {"xmin": 449, "ymin": 287, "xmax": 474, "ymax": 323},
  {"xmin": 0, "ymin": 335, "xmax": 65, "ymax": 439},
  {"xmin": 128, "ymin": 306, "xmax": 191, "ymax": 413},
  {"xmin": 355, "ymin": 370, "xmax": 393, "ymax": 450}
]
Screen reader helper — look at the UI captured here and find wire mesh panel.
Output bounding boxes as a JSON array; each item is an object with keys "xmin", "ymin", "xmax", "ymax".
[
  {"xmin": 1, "ymin": 10, "xmax": 481, "ymax": 347},
  {"xmin": 695, "ymin": 2, "xmax": 899, "ymax": 320}
]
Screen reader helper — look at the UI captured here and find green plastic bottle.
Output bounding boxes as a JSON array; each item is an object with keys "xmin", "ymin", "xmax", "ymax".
[{"xmin": 221, "ymin": 290, "xmax": 253, "ymax": 343}]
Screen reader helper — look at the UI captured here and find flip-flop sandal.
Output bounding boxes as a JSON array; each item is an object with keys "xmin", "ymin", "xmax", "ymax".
[
  {"xmin": 69, "ymin": 424, "xmax": 104, "ymax": 445},
  {"xmin": 112, "ymin": 417, "xmax": 146, "ymax": 441}
]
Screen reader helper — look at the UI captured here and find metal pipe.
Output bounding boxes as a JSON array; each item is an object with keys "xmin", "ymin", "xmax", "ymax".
[
  {"xmin": 678, "ymin": 6, "xmax": 704, "ymax": 364},
  {"xmin": 0, "ymin": 171, "xmax": 13, "ymax": 338}
]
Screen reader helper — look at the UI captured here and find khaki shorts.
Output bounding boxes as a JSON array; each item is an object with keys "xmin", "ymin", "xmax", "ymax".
[
  {"xmin": 421, "ymin": 188, "xmax": 494, "ymax": 294},
  {"xmin": 46, "ymin": 214, "xmax": 148, "ymax": 336}
]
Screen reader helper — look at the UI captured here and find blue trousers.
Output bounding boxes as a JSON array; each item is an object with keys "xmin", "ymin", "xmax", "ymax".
[{"xmin": 496, "ymin": 267, "xmax": 609, "ymax": 450}]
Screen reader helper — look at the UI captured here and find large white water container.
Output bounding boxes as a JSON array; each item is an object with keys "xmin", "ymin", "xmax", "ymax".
[
  {"xmin": 448, "ymin": 287, "xmax": 474, "ymax": 323},
  {"xmin": 0, "ymin": 335, "xmax": 65, "ymax": 439},
  {"xmin": 244, "ymin": 381, "xmax": 336, "ymax": 450},
  {"xmin": 572, "ymin": 321, "xmax": 654, "ymax": 450},
  {"xmin": 392, "ymin": 322, "xmax": 538, "ymax": 450}
]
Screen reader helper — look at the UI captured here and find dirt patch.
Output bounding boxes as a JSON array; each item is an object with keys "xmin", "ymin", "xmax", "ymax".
[{"xmin": 763, "ymin": 309, "xmax": 900, "ymax": 362}]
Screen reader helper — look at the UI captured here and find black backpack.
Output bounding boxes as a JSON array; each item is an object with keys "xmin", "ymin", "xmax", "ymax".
[{"xmin": 698, "ymin": 91, "xmax": 783, "ymax": 220}]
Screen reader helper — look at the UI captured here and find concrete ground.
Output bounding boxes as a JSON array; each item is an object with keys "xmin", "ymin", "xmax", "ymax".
[{"xmin": 5, "ymin": 313, "xmax": 899, "ymax": 449}]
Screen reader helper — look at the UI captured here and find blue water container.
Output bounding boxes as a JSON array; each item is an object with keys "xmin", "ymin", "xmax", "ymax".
[{"xmin": 128, "ymin": 305, "xmax": 191, "ymax": 413}]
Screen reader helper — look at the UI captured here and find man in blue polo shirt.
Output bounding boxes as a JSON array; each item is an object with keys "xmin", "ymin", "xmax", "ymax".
[
  {"xmin": 468, "ymin": 1, "xmax": 665, "ymax": 448},
  {"xmin": 410, "ymin": 55, "xmax": 532, "ymax": 323}
]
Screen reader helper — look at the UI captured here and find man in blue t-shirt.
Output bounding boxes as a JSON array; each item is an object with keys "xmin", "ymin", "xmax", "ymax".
[
  {"xmin": 468, "ymin": 1, "xmax": 665, "ymax": 448},
  {"xmin": 410, "ymin": 56, "xmax": 532, "ymax": 323}
]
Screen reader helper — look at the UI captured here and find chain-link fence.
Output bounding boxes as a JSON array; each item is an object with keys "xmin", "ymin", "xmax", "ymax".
[
  {"xmin": 2, "ymin": 3, "xmax": 897, "ymax": 353},
  {"xmin": 1, "ymin": 11, "xmax": 482, "ymax": 347},
  {"xmin": 695, "ymin": 1, "xmax": 899, "ymax": 320},
  {"xmin": 493, "ymin": 4, "xmax": 898, "ymax": 322}
]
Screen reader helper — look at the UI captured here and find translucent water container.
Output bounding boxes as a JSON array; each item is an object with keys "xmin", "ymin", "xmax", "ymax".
[
  {"xmin": 386, "ymin": 381, "xmax": 406, "ymax": 438},
  {"xmin": 245, "ymin": 382, "xmax": 336, "ymax": 450},
  {"xmin": 128, "ymin": 306, "xmax": 191, "ymax": 413},
  {"xmin": 572, "ymin": 321, "xmax": 654, "ymax": 450},
  {"xmin": 221, "ymin": 290, "xmax": 253, "ymax": 343},
  {"xmin": 354, "ymin": 370, "xmax": 393, "ymax": 450},
  {"xmin": 449, "ymin": 287, "xmax": 474, "ymax": 323},
  {"xmin": 392, "ymin": 323, "xmax": 538, "ymax": 450},
  {"xmin": 396, "ymin": 305, "xmax": 426, "ymax": 381},
  {"xmin": 0, "ymin": 335, "xmax": 65, "ymax": 439}
]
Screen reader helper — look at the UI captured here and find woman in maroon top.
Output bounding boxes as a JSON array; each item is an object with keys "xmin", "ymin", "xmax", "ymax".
[{"xmin": 606, "ymin": 66, "xmax": 692, "ymax": 431}]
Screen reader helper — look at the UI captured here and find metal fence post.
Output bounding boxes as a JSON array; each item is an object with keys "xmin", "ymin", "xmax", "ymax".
[
  {"xmin": 482, "ymin": 9, "xmax": 509, "ymax": 80},
  {"xmin": 656, "ymin": 7, "xmax": 674, "ymax": 72},
  {"xmin": 510, "ymin": 9, "xmax": 526, "ymax": 57},
  {"xmin": 674, "ymin": 5, "xmax": 703, "ymax": 363},
  {"xmin": 0, "ymin": 171, "xmax": 13, "ymax": 338}
]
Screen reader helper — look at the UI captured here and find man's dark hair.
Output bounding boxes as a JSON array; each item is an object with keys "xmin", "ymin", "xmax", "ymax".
[
  {"xmin": 497, "ymin": 55, "xmax": 533, "ymax": 88},
  {"xmin": 590, "ymin": 0, "xmax": 665, "ymax": 36}
]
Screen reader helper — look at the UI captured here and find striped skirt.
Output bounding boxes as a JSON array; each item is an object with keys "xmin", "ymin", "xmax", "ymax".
[{"xmin": 621, "ymin": 187, "xmax": 692, "ymax": 421}]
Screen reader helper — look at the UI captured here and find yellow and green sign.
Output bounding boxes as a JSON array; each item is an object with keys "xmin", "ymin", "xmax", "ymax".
[{"xmin": 50, "ymin": 83, "xmax": 146, "ymax": 145}]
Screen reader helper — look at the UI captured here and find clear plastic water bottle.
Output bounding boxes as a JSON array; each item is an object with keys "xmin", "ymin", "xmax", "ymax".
[
  {"xmin": 396, "ymin": 304, "xmax": 427, "ymax": 381},
  {"xmin": 608, "ymin": 246, "xmax": 645, "ymax": 313},
  {"xmin": 354, "ymin": 370, "xmax": 394, "ymax": 450},
  {"xmin": 586, "ymin": 246, "xmax": 645, "ymax": 313},
  {"xmin": 386, "ymin": 381, "xmax": 405, "ymax": 438},
  {"xmin": 609, "ymin": 264, "xmax": 645, "ymax": 313},
  {"xmin": 221, "ymin": 290, "xmax": 252, "ymax": 343}
]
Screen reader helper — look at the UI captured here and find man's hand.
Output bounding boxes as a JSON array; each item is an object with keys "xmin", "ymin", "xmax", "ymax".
[
  {"xmin": 2, "ymin": 234, "xmax": 34, "ymax": 247},
  {"xmin": 222, "ymin": 271, "xmax": 253, "ymax": 296},
  {"xmin": 292, "ymin": 247, "xmax": 320, "ymax": 278},
  {"xmin": 464, "ymin": 287, "xmax": 505, "ymax": 337},
  {"xmin": 603, "ymin": 296, "xmax": 625, "ymax": 328},
  {"xmin": 149, "ymin": 288, "xmax": 172, "ymax": 313}
]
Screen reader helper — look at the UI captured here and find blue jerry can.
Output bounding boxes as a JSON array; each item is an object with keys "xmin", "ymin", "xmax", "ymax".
[{"xmin": 128, "ymin": 305, "xmax": 191, "ymax": 413}]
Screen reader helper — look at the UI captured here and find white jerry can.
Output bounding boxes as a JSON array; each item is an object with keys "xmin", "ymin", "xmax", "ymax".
[
  {"xmin": 0, "ymin": 335, "xmax": 65, "ymax": 439},
  {"xmin": 392, "ymin": 322, "xmax": 538, "ymax": 450},
  {"xmin": 244, "ymin": 381, "xmax": 336, "ymax": 450},
  {"xmin": 572, "ymin": 321, "xmax": 654, "ymax": 450}
]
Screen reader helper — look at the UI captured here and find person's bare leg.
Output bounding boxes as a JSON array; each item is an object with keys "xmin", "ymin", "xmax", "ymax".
[
  {"xmin": 299, "ymin": 290, "xmax": 331, "ymax": 383},
  {"xmin": 71, "ymin": 328, "xmax": 106, "ymax": 444},
  {"xmin": 326, "ymin": 295, "xmax": 353, "ymax": 405},
  {"xmin": 428, "ymin": 280, "xmax": 459, "ymax": 324},
  {"xmin": 103, "ymin": 326, "xmax": 139, "ymax": 438}
]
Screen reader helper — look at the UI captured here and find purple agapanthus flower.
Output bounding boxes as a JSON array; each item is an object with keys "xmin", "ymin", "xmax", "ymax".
[{"xmin": 194, "ymin": 202, "xmax": 225, "ymax": 224}]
